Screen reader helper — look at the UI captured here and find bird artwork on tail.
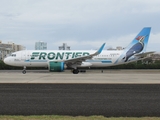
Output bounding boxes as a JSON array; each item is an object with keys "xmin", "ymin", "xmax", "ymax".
[{"xmin": 123, "ymin": 36, "xmax": 145, "ymax": 62}]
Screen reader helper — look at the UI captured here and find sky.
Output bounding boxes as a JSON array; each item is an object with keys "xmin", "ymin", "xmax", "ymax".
[{"xmin": 0, "ymin": 0, "xmax": 160, "ymax": 51}]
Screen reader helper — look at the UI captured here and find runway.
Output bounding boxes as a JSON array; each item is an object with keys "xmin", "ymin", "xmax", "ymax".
[
  {"xmin": 0, "ymin": 84, "xmax": 160, "ymax": 117},
  {"xmin": 0, "ymin": 70, "xmax": 160, "ymax": 117}
]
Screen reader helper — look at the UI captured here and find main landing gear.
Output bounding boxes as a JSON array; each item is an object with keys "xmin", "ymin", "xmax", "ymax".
[
  {"xmin": 72, "ymin": 69, "xmax": 79, "ymax": 74},
  {"xmin": 22, "ymin": 66, "xmax": 26, "ymax": 74}
]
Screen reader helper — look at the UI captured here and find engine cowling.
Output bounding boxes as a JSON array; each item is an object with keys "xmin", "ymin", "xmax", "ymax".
[{"xmin": 48, "ymin": 61, "xmax": 64, "ymax": 72}]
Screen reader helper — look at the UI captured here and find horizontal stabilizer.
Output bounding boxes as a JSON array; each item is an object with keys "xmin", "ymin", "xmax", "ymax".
[{"xmin": 135, "ymin": 51, "xmax": 155, "ymax": 58}]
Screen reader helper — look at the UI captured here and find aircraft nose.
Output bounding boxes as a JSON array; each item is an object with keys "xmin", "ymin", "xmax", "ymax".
[{"xmin": 4, "ymin": 57, "xmax": 9, "ymax": 64}]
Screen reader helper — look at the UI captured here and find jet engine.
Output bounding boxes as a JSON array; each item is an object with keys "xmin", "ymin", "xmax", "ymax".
[{"xmin": 48, "ymin": 61, "xmax": 64, "ymax": 72}]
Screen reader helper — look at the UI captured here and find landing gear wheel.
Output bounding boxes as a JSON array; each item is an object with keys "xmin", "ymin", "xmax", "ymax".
[
  {"xmin": 22, "ymin": 66, "xmax": 26, "ymax": 74},
  {"xmin": 72, "ymin": 69, "xmax": 79, "ymax": 74},
  {"xmin": 22, "ymin": 70, "xmax": 26, "ymax": 74}
]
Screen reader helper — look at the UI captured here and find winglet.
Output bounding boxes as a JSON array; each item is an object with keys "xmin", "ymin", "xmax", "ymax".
[
  {"xmin": 94, "ymin": 43, "xmax": 106, "ymax": 55},
  {"xmin": 98, "ymin": 43, "xmax": 106, "ymax": 54}
]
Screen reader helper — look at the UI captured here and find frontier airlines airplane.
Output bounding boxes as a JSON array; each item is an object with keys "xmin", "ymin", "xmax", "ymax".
[{"xmin": 4, "ymin": 27, "xmax": 153, "ymax": 74}]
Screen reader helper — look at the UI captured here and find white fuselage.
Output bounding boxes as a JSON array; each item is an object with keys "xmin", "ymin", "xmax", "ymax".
[{"xmin": 4, "ymin": 50, "xmax": 124, "ymax": 68}]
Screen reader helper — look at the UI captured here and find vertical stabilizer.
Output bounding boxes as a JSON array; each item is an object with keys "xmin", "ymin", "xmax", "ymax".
[{"xmin": 115, "ymin": 27, "xmax": 151, "ymax": 63}]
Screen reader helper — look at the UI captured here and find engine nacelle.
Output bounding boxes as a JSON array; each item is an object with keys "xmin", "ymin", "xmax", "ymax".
[{"xmin": 48, "ymin": 61, "xmax": 64, "ymax": 72}]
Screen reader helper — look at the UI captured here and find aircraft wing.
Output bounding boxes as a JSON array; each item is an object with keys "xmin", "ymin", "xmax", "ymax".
[{"xmin": 63, "ymin": 43, "xmax": 105, "ymax": 65}]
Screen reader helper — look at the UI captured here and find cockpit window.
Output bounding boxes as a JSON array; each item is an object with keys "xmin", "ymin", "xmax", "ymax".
[{"xmin": 11, "ymin": 54, "xmax": 16, "ymax": 57}]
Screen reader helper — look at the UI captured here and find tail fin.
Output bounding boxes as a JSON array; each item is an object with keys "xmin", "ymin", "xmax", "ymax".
[
  {"xmin": 125, "ymin": 27, "xmax": 151, "ymax": 53},
  {"xmin": 115, "ymin": 27, "xmax": 151, "ymax": 63}
]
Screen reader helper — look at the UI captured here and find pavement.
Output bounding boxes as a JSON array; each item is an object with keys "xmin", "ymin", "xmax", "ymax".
[
  {"xmin": 0, "ymin": 69, "xmax": 160, "ymax": 117},
  {"xmin": 0, "ymin": 83, "xmax": 160, "ymax": 117},
  {"xmin": 0, "ymin": 69, "xmax": 160, "ymax": 84}
]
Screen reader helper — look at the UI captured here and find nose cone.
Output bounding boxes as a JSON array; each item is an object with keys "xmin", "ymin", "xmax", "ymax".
[{"xmin": 4, "ymin": 57, "xmax": 10, "ymax": 65}]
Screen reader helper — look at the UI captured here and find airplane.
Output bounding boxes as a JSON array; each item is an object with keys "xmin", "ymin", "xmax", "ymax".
[{"xmin": 4, "ymin": 27, "xmax": 153, "ymax": 74}]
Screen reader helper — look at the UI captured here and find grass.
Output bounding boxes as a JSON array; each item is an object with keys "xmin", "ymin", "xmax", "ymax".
[{"xmin": 0, "ymin": 116, "xmax": 160, "ymax": 120}]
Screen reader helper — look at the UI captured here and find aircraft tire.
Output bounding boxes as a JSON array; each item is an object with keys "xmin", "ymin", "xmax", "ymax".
[
  {"xmin": 72, "ymin": 69, "xmax": 79, "ymax": 74},
  {"xmin": 22, "ymin": 70, "xmax": 26, "ymax": 74}
]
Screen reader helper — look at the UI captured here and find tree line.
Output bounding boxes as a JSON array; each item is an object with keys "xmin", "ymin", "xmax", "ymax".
[{"xmin": 0, "ymin": 60, "xmax": 160, "ymax": 70}]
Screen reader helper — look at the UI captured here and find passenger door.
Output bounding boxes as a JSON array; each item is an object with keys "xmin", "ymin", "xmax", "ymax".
[{"xmin": 21, "ymin": 51, "xmax": 31, "ymax": 66}]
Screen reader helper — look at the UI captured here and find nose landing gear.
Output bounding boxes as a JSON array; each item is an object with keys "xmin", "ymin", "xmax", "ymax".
[{"xmin": 22, "ymin": 66, "xmax": 26, "ymax": 74}]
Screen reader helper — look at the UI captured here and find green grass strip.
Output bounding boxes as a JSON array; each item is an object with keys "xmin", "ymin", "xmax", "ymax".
[{"xmin": 0, "ymin": 116, "xmax": 160, "ymax": 120}]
